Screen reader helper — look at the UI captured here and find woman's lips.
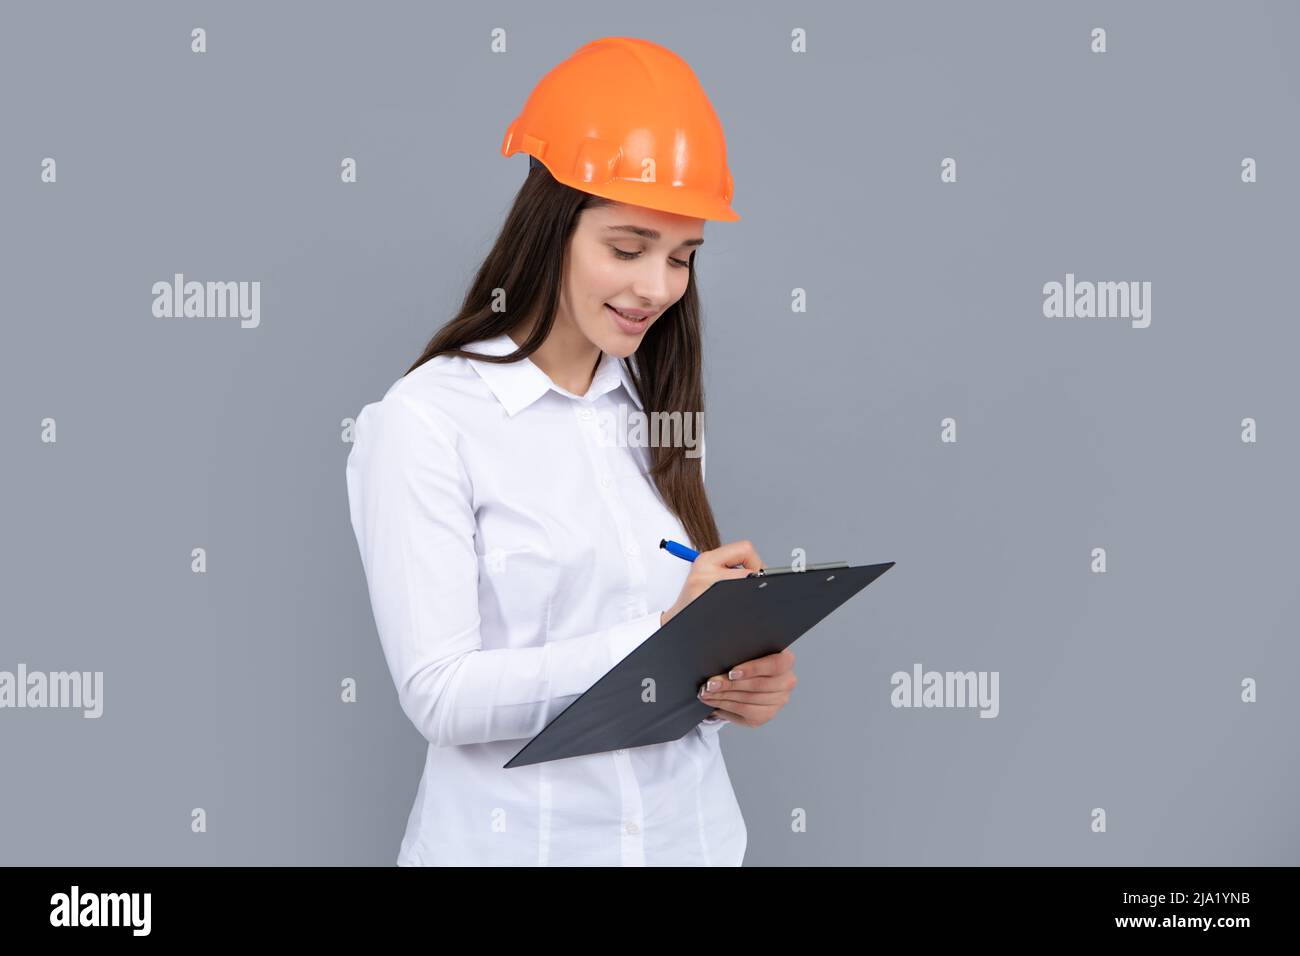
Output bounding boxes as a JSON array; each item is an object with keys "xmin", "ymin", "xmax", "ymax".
[{"xmin": 606, "ymin": 303, "xmax": 650, "ymax": 334}]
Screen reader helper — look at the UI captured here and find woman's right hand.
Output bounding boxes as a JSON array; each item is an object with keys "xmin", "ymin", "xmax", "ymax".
[{"xmin": 660, "ymin": 540, "xmax": 765, "ymax": 627}]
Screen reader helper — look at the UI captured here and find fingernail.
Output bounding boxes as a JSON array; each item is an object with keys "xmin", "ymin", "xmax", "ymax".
[
  {"xmin": 706, "ymin": 679, "xmax": 719, "ymax": 691},
  {"xmin": 729, "ymin": 669, "xmax": 742, "ymax": 680}
]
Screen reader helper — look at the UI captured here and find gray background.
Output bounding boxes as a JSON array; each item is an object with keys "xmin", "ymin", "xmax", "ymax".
[{"xmin": 2, "ymin": 0, "xmax": 1296, "ymax": 865}]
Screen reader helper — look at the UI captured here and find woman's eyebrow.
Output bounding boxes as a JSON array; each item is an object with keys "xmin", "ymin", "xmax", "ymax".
[{"xmin": 605, "ymin": 225, "xmax": 704, "ymax": 247}]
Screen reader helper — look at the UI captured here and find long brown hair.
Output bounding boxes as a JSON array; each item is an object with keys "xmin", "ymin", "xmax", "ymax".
[{"xmin": 405, "ymin": 164, "xmax": 721, "ymax": 552}]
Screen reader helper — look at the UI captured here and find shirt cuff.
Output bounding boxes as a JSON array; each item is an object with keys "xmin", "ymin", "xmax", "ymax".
[
  {"xmin": 698, "ymin": 713, "xmax": 731, "ymax": 735},
  {"xmin": 605, "ymin": 611, "xmax": 663, "ymax": 669}
]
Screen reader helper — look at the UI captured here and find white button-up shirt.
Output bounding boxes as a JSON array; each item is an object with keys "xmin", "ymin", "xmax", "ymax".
[{"xmin": 345, "ymin": 332, "xmax": 745, "ymax": 866}]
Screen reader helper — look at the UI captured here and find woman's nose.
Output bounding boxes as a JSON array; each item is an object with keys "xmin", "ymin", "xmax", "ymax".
[{"xmin": 629, "ymin": 260, "xmax": 674, "ymax": 305}]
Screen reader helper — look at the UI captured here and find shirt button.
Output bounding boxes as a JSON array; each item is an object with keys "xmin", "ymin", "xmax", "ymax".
[
  {"xmin": 624, "ymin": 822, "xmax": 640, "ymax": 836},
  {"xmin": 577, "ymin": 407, "xmax": 594, "ymax": 420},
  {"xmin": 625, "ymin": 542, "xmax": 640, "ymax": 557},
  {"xmin": 600, "ymin": 475, "xmax": 612, "ymax": 488},
  {"xmin": 614, "ymin": 749, "xmax": 627, "ymax": 756}
]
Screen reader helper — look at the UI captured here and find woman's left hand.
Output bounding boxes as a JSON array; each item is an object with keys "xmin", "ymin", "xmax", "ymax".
[{"xmin": 698, "ymin": 648, "xmax": 797, "ymax": 727}]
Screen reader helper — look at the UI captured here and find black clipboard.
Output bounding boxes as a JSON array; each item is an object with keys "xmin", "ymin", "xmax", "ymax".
[{"xmin": 503, "ymin": 559, "xmax": 895, "ymax": 768}]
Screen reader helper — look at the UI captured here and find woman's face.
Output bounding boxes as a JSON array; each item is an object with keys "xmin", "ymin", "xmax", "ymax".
[{"xmin": 560, "ymin": 201, "xmax": 705, "ymax": 358}]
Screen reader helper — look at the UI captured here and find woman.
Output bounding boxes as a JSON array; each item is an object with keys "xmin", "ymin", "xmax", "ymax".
[{"xmin": 345, "ymin": 36, "xmax": 798, "ymax": 866}]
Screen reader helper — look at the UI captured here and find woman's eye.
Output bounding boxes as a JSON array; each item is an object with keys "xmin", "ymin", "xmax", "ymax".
[{"xmin": 612, "ymin": 247, "xmax": 691, "ymax": 269}]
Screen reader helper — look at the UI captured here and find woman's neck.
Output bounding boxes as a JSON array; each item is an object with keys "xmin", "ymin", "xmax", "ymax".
[{"xmin": 508, "ymin": 314, "xmax": 602, "ymax": 397}]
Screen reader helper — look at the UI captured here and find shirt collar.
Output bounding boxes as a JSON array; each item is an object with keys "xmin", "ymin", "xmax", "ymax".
[{"xmin": 465, "ymin": 332, "xmax": 645, "ymax": 417}]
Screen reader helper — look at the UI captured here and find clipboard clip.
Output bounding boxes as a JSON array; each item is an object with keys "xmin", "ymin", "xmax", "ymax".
[{"xmin": 747, "ymin": 560, "xmax": 850, "ymax": 578}]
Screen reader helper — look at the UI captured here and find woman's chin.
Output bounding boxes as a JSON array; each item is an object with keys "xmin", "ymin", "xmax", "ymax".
[{"xmin": 589, "ymin": 325, "xmax": 645, "ymax": 358}]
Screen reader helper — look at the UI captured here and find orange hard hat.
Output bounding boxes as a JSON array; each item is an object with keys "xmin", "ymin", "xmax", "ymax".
[{"xmin": 501, "ymin": 37, "xmax": 739, "ymax": 222}]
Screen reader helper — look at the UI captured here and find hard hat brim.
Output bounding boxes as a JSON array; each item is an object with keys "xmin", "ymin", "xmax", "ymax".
[{"xmin": 514, "ymin": 151, "xmax": 740, "ymax": 222}]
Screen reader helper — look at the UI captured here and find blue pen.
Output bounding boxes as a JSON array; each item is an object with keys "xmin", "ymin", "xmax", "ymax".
[
  {"xmin": 659, "ymin": 538, "xmax": 699, "ymax": 562},
  {"xmin": 660, "ymin": 537, "xmax": 764, "ymax": 575}
]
